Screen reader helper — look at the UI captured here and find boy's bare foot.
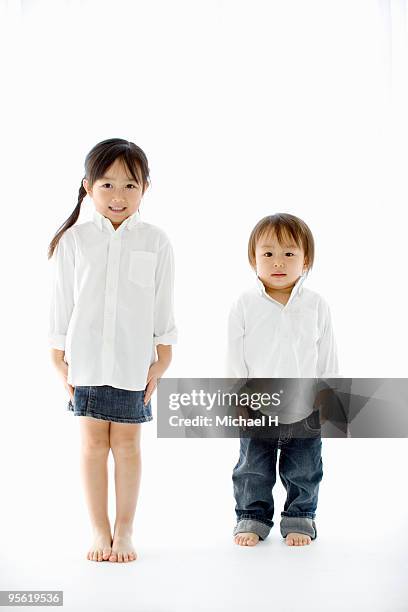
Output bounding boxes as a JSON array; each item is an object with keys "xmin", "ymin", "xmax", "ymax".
[
  {"xmin": 109, "ymin": 524, "xmax": 137, "ymax": 562},
  {"xmin": 234, "ymin": 532, "xmax": 260, "ymax": 546},
  {"xmin": 87, "ymin": 528, "xmax": 112, "ymax": 561},
  {"xmin": 285, "ymin": 532, "xmax": 312, "ymax": 546}
]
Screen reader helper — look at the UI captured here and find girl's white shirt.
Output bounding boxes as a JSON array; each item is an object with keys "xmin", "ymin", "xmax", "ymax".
[
  {"xmin": 226, "ymin": 274, "xmax": 340, "ymax": 423},
  {"xmin": 49, "ymin": 208, "xmax": 177, "ymax": 391}
]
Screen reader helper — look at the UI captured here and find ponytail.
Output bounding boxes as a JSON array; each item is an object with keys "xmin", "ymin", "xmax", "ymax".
[{"xmin": 47, "ymin": 180, "xmax": 87, "ymax": 260}]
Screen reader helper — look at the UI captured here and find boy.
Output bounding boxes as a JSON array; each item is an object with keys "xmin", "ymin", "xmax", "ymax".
[{"xmin": 227, "ymin": 213, "xmax": 339, "ymax": 546}]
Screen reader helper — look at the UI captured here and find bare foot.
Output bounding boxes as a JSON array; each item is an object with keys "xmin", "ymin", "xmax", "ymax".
[
  {"xmin": 234, "ymin": 532, "xmax": 260, "ymax": 546},
  {"xmin": 109, "ymin": 525, "xmax": 137, "ymax": 562},
  {"xmin": 87, "ymin": 527, "xmax": 112, "ymax": 561},
  {"xmin": 285, "ymin": 532, "xmax": 312, "ymax": 546}
]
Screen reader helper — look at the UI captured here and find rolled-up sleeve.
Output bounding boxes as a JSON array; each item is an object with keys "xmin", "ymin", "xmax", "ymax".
[
  {"xmin": 226, "ymin": 299, "xmax": 249, "ymax": 378},
  {"xmin": 48, "ymin": 230, "xmax": 75, "ymax": 350},
  {"xmin": 153, "ymin": 239, "xmax": 177, "ymax": 346},
  {"xmin": 316, "ymin": 298, "xmax": 340, "ymax": 391}
]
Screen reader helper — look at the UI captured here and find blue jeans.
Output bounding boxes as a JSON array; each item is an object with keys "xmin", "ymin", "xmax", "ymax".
[{"xmin": 232, "ymin": 411, "xmax": 323, "ymax": 540}]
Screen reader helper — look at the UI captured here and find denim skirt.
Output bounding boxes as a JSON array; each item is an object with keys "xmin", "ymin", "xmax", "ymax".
[{"xmin": 67, "ymin": 385, "xmax": 153, "ymax": 424}]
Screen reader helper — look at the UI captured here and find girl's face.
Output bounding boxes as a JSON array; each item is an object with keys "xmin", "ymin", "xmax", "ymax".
[
  {"xmin": 254, "ymin": 229, "xmax": 308, "ymax": 294},
  {"xmin": 83, "ymin": 157, "xmax": 147, "ymax": 228}
]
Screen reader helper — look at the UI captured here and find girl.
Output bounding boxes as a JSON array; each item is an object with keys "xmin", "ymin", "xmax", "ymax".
[{"xmin": 48, "ymin": 138, "xmax": 177, "ymax": 562}]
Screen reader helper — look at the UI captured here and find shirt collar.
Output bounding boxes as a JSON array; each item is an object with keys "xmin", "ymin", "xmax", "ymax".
[
  {"xmin": 92, "ymin": 208, "xmax": 142, "ymax": 233},
  {"xmin": 255, "ymin": 273, "xmax": 307, "ymax": 307}
]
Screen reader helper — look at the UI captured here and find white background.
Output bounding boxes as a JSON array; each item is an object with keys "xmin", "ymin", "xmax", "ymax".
[{"xmin": 1, "ymin": 1, "xmax": 408, "ymax": 611}]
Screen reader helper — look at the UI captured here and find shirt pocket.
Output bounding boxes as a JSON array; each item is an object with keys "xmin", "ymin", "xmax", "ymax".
[{"xmin": 128, "ymin": 250, "xmax": 157, "ymax": 288}]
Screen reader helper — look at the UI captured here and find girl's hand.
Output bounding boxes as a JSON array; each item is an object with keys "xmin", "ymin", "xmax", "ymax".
[
  {"xmin": 144, "ymin": 360, "xmax": 167, "ymax": 405},
  {"xmin": 51, "ymin": 350, "xmax": 75, "ymax": 401},
  {"xmin": 144, "ymin": 345, "xmax": 172, "ymax": 405}
]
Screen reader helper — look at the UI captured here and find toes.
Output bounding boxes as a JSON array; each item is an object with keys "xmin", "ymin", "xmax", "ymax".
[
  {"xmin": 102, "ymin": 549, "xmax": 111, "ymax": 560},
  {"xmin": 234, "ymin": 533, "xmax": 259, "ymax": 546},
  {"xmin": 286, "ymin": 533, "xmax": 312, "ymax": 546},
  {"xmin": 109, "ymin": 553, "xmax": 117, "ymax": 562}
]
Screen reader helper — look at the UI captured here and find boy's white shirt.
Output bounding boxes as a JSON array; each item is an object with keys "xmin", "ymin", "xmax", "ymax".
[
  {"xmin": 226, "ymin": 273, "xmax": 340, "ymax": 423},
  {"xmin": 49, "ymin": 208, "xmax": 177, "ymax": 391}
]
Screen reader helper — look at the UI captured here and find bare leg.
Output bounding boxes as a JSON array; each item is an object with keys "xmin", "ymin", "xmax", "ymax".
[
  {"xmin": 79, "ymin": 417, "xmax": 112, "ymax": 561},
  {"xmin": 108, "ymin": 423, "xmax": 141, "ymax": 562}
]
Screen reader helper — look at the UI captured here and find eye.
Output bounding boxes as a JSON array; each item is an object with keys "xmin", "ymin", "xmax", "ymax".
[
  {"xmin": 126, "ymin": 184, "xmax": 136, "ymax": 189},
  {"xmin": 264, "ymin": 252, "xmax": 273, "ymax": 257},
  {"xmin": 285, "ymin": 252, "xmax": 295, "ymax": 257},
  {"xmin": 101, "ymin": 183, "xmax": 112, "ymax": 188}
]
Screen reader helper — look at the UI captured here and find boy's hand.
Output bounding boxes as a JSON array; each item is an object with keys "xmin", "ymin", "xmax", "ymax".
[
  {"xmin": 50, "ymin": 350, "xmax": 75, "ymax": 401},
  {"xmin": 236, "ymin": 405, "xmax": 250, "ymax": 430},
  {"xmin": 314, "ymin": 388, "xmax": 333, "ymax": 424}
]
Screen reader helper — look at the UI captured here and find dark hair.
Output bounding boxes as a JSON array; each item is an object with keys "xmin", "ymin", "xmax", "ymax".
[
  {"xmin": 248, "ymin": 213, "xmax": 315, "ymax": 271},
  {"xmin": 47, "ymin": 138, "xmax": 151, "ymax": 259}
]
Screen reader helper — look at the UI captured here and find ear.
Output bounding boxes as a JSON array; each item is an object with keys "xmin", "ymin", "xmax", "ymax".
[
  {"xmin": 303, "ymin": 256, "xmax": 309, "ymax": 272},
  {"xmin": 142, "ymin": 181, "xmax": 149, "ymax": 195},
  {"xmin": 83, "ymin": 178, "xmax": 92, "ymax": 197}
]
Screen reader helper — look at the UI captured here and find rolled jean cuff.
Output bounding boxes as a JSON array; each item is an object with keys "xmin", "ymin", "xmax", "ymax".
[
  {"xmin": 280, "ymin": 516, "xmax": 317, "ymax": 540},
  {"xmin": 233, "ymin": 519, "xmax": 271, "ymax": 541}
]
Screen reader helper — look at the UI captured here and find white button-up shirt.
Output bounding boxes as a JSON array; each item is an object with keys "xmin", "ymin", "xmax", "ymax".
[
  {"xmin": 226, "ymin": 274, "xmax": 339, "ymax": 423},
  {"xmin": 49, "ymin": 209, "xmax": 177, "ymax": 391}
]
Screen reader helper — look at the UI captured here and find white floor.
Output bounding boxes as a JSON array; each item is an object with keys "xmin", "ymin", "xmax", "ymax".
[
  {"xmin": 1, "ymin": 522, "xmax": 407, "ymax": 612},
  {"xmin": 1, "ymin": 414, "xmax": 408, "ymax": 611}
]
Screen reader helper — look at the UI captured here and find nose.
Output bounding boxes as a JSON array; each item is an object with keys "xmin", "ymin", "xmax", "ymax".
[
  {"xmin": 112, "ymin": 195, "xmax": 126, "ymax": 204},
  {"xmin": 111, "ymin": 186, "xmax": 127, "ymax": 201}
]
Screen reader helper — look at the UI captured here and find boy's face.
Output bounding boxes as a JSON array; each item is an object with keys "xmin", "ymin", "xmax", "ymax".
[
  {"xmin": 83, "ymin": 157, "xmax": 147, "ymax": 229},
  {"xmin": 254, "ymin": 230, "xmax": 308, "ymax": 293}
]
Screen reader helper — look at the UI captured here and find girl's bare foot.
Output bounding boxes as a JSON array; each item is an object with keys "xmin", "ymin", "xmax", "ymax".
[
  {"xmin": 234, "ymin": 532, "xmax": 260, "ymax": 546},
  {"xmin": 87, "ymin": 527, "xmax": 112, "ymax": 561},
  {"xmin": 109, "ymin": 524, "xmax": 137, "ymax": 562},
  {"xmin": 285, "ymin": 532, "xmax": 312, "ymax": 546}
]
